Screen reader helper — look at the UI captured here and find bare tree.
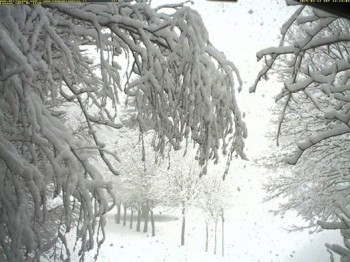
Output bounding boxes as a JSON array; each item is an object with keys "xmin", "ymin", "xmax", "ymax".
[
  {"xmin": 196, "ymin": 173, "xmax": 231, "ymax": 255},
  {"xmin": 157, "ymin": 148, "xmax": 202, "ymax": 246}
]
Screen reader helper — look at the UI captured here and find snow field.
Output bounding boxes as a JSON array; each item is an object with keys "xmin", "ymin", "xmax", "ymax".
[{"xmin": 66, "ymin": 165, "xmax": 342, "ymax": 262}]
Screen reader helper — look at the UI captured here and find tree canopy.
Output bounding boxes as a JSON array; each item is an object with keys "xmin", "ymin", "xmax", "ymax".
[{"xmin": 0, "ymin": 1, "xmax": 246, "ymax": 260}]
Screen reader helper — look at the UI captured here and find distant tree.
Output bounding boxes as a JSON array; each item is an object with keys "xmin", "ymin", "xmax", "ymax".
[
  {"xmin": 196, "ymin": 173, "xmax": 231, "ymax": 255},
  {"xmin": 157, "ymin": 148, "xmax": 201, "ymax": 246},
  {"xmin": 0, "ymin": 1, "xmax": 246, "ymax": 260},
  {"xmin": 112, "ymin": 176, "xmax": 125, "ymax": 225},
  {"xmin": 252, "ymin": 2, "xmax": 350, "ymax": 260},
  {"xmin": 112, "ymin": 128, "xmax": 160, "ymax": 236}
]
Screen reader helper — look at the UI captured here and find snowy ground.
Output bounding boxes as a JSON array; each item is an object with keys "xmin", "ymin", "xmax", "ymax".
[{"xmin": 66, "ymin": 165, "xmax": 342, "ymax": 262}]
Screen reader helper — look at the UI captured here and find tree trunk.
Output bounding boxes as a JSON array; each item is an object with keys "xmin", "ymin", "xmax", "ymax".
[
  {"xmin": 205, "ymin": 220, "xmax": 209, "ymax": 252},
  {"xmin": 116, "ymin": 204, "xmax": 121, "ymax": 224},
  {"xmin": 214, "ymin": 219, "xmax": 218, "ymax": 255},
  {"xmin": 123, "ymin": 205, "xmax": 127, "ymax": 226},
  {"xmin": 130, "ymin": 208, "xmax": 134, "ymax": 229},
  {"xmin": 150, "ymin": 209, "xmax": 155, "ymax": 237},
  {"xmin": 143, "ymin": 203, "xmax": 149, "ymax": 233},
  {"xmin": 136, "ymin": 209, "xmax": 141, "ymax": 232},
  {"xmin": 222, "ymin": 209, "xmax": 225, "ymax": 257},
  {"xmin": 181, "ymin": 202, "xmax": 185, "ymax": 246}
]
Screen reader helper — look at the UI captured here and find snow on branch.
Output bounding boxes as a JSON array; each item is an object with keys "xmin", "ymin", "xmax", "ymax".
[
  {"xmin": 258, "ymin": 4, "xmax": 350, "ymax": 259},
  {"xmin": 252, "ymin": 4, "xmax": 350, "ymax": 165},
  {"xmin": 285, "ymin": 125, "xmax": 350, "ymax": 164},
  {"xmin": 0, "ymin": 1, "xmax": 245, "ymax": 260}
]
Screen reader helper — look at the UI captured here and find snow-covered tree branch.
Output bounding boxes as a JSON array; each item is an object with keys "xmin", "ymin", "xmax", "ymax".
[
  {"xmin": 253, "ymin": 2, "xmax": 350, "ymax": 260},
  {"xmin": 0, "ymin": 1, "xmax": 246, "ymax": 260},
  {"xmin": 252, "ymin": 5, "xmax": 350, "ymax": 164}
]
